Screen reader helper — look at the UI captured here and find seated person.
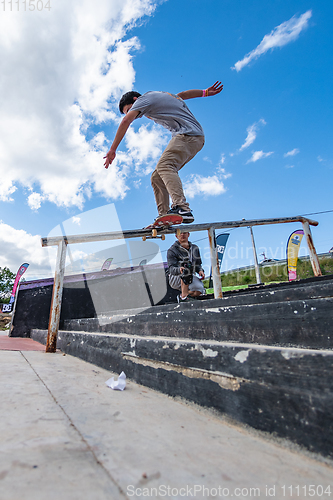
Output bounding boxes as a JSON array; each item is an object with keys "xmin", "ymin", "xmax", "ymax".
[{"xmin": 167, "ymin": 231, "xmax": 205, "ymax": 302}]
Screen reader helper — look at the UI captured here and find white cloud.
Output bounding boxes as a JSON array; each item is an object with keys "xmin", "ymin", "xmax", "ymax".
[
  {"xmin": 284, "ymin": 148, "xmax": 299, "ymax": 157},
  {"xmin": 217, "ymin": 167, "xmax": 232, "ymax": 180},
  {"xmin": 0, "ymin": 0, "xmax": 159, "ymax": 210},
  {"xmin": 184, "ymin": 172, "xmax": 229, "ymax": 199},
  {"xmin": 124, "ymin": 124, "xmax": 169, "ymax": 175},
  {"xmin": 239, "ymin": 119, "xmax": 266, "ymax": 151},
  {"xmin": 203, "ymin": 157, "xmax": 213, "ymax": 164},
  {"xmin": 246, "ymin": 151, "xmax": 273, "ymax": 163},
  {"xmin": 219, "ymin": 154, "xmax": 226, "ymax": 165},
  {"xmin": 71, "ymin": 216, "xmax": 81, "ymax": 226},
  {"xmin": 0, "ymin": 203, "xmax": 128, "ymax": 278},
  {"xmin": 0, "ymin": 177, "xmax": 17, "ymax": 203},
  {"xmin": 232, "ymin": 10, "xmax": 312, "ymax": 72},
  {"xmin": 0, "ymin": 221, "xmax": 53, "ymax": 278},
  {"xmin": 27, "ymin": 192, "xmax": 43, "ymax": 211}
]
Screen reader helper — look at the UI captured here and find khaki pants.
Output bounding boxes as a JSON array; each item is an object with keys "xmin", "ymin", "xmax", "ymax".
[{"xmin": 151, "ymin": 134, "xmax": 205, "ymax": 215}]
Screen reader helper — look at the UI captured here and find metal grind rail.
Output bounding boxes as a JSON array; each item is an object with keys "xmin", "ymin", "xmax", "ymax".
[{"xmin": 41, "ymin": 215, "xmax": 320, "ymax": 353}]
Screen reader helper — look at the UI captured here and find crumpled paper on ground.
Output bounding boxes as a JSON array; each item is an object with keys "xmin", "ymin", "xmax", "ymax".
[{"xmin": 105, "ymin": 371, "xmax": 126, "ymax": 391}]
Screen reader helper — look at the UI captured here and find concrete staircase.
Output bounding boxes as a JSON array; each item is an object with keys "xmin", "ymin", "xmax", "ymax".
[{"xmin": 31, "ymin": 274, "xmax": 333, "ymax": 459}]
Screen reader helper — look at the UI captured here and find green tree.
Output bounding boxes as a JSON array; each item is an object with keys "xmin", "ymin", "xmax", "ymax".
[{"xmin": 0, "ymin": 267, "xmax": 16, "ymax": 302}]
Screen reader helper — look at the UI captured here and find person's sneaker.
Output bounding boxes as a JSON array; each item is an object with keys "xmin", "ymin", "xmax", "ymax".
[
  {"xmin": 177, "ymin": 294, "xmax": 188, "ymax": 303},
  {"xmin": 167, "ymin": 206, "xmax": 194, "ymax": 223},
  {"xmin": 177, "ymin": 294, "xmax": 196, "ymax": 303}
]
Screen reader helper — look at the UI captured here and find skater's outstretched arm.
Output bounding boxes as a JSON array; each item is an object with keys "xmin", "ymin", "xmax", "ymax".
[
  {"xmin": 104, "ymin": 109, "xmax": 139, "ymax": 168},
  {"xmin": 177, "ymin": 81, "xmax": 223, "ymax": 100}
]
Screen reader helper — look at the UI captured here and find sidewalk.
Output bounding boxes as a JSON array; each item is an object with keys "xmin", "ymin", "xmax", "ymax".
[
  {"xmin": 1, "ymin": 332, "xmax": 332, "ymax": 500},
  {"xmin": 0, "ymin": 332, "xmax": 45, "ymax": 351}
]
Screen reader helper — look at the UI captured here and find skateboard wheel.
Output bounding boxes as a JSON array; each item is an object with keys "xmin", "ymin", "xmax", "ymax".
[
  {"xmin": 161, "ymin": 234, "xmax": 165, "ymax": 240},
  {"xmin": 152, "ymin": 229, "xmax": 157, "ymax": 237},
  {"xmin": 142, "ymin": 236, "xmax": 147, "ymax": 241}
]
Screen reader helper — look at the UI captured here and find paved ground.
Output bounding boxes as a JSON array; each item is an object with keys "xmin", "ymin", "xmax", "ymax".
[
  {"xmin": 0, "ymin": 334, "xmax": 45, "ymax": 351},
  {"xmin": 1, "ymin": 331, "xmax": 333, "ymax": 500}
]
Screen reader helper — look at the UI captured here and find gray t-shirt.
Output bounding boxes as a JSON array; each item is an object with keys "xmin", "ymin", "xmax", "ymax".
[{"xmin": 130, "ymin": 91, "xmax": 204, "ymax": 137}]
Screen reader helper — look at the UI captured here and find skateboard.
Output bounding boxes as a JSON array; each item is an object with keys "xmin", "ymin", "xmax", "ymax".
[{"xmin": 142, "ymin": 214, "xmax": 183, "ymax": 241}]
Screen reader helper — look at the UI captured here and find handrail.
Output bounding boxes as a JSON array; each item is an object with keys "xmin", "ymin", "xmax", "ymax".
[{"xmin": 41, "ymin": 216, "xmax": 318, "ymax": 247}]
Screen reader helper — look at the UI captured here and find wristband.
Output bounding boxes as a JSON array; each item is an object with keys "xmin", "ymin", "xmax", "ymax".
[
  {"xmin": 202, "ymin": 89, "xmax": 206, "ymax": 97},
  {"xmin": 205, "ymin": 88, "xmax": 209, "ymax": 97}
]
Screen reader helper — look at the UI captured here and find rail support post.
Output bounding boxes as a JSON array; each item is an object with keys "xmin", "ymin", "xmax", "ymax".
[
  {"xmin": 208, "ymin": 227, "xmax": 223, "ymax": 299},
  {"xmin": 46, "ymin": 238, "xmax": 67, "ymax": 353},
  {"xmin": 249, "ymin": 226, "xmax": 262, "ymax": 284},
  {"xmin": 301, "ymin": 220, "xmax": 322, "ymax": 277}
]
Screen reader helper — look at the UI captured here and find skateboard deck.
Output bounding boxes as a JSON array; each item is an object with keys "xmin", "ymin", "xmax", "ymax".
[{"xmin": 143, "ymin": 214, "xmax": 183, "ymax": 241}]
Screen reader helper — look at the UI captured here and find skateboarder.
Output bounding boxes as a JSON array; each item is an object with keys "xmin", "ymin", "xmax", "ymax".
[
  {"xmin": 104, "ymin": 81, "xmax": 223, "ymax": 225},
  {"xmin": 167, "ymin": 231, "xmax": 205, "ymax": 302}
]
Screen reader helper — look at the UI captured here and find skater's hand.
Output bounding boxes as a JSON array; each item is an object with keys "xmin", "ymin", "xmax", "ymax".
[
  {"xmin": 206, "ymin": 81, "xmax": 223, "ymax": 96},
  {"xmin": 104, "ymin": 150, "xmax": 116, "ymax": 169},
  {"xmin": 199, "ymin": 270, "xmax": 205, "ymax": 280}
]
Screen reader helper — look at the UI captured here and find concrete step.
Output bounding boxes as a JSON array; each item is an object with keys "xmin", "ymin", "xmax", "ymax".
[
  {"xmin": 32, "ymin": 328, "xmax": 333, "ymax": 459},
  {"xmin": 63, "ymin": 295, "xmax": 333, "ymax": 350},
  {"xmin": 11, "ymin": 272, "xmax": 333, "ymax": 338}
]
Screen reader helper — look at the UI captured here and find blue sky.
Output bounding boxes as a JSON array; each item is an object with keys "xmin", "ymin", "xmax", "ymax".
[{"xmin": 0, "ymin": 0, "xmax": 332, "ymax": 280}]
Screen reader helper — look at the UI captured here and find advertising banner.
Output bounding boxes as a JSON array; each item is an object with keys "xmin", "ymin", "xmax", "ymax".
[
  {"xmin": 209, "ymin": 233, "xmax": 229, "ymax": 287},
  {"xmin": 101, "ymin": 258, "xmax": 113, "ymax": 271},
  {"xmin": 286, "ymin": 230, "xmax": 304, "ymax": 281},
  {"xmin": 1, "ymin": 263, "xmax": 29, "ymax": 313},
  {"xmin": 216, "ymin": 233, "xmax": 230, "ymax": 269}
]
